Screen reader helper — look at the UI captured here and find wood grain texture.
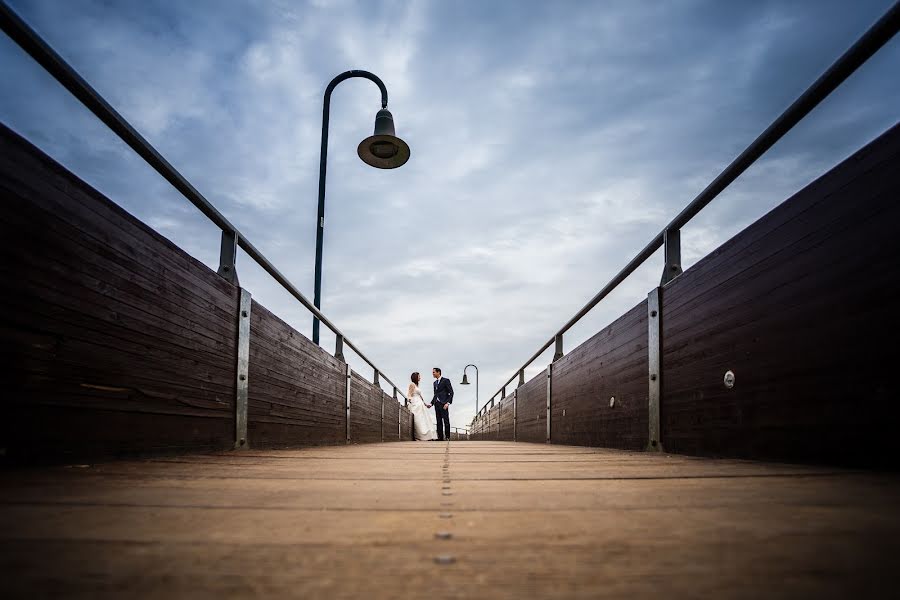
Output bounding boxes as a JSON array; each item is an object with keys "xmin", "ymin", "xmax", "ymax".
[
  {"xmin": 0, "ymin": 124, "xmax": 238, "ymax": 461},
  {"xmin": 401, "ymin": 407, "xmax": 414, "ymax": 441},
  {"xmin": 0, "ymin": 123, "xmax": 412, "ymax": 460},
  {"xmin": 2, "ymin": 442, "xmax": 898, "ymax": 599},
  {"xmin": 349, "ymin": 372, "xmax": 382, "ymax": 443},
  {"xmin": 247, "ymin": 301, "xmax": 345, "ymax": 447},
  {"xmin": 550, "ymin": 301, "xmax": 648, "ymax": 450},
  {"xmin": 498, "ymin": 393, "xmax": 515, "ymax": 440},
  {"xmin": 513, "ymin": 369, "xmax": 548, "ymax": 443},
  {"xmin": 661, "ymin": 123, "xmax": 900, "ymax": 466}
]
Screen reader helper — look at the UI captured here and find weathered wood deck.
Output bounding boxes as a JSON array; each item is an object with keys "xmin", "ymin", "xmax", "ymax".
[{"xmin": 1, "ymin": 441, "xmax": 898, "ymax": 598}]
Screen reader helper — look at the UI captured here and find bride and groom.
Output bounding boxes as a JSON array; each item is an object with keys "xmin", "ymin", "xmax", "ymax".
[{"xmin": 406, "ymin": 367, "xmax": 454, "ymax": 441}]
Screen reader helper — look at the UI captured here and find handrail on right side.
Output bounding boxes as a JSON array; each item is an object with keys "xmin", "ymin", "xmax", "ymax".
[{"xmin": 476, "ymin": 1, "xmax": 900, "ymax": 421}]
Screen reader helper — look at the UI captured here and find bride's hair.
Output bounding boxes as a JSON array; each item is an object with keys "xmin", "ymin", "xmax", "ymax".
[{"xmin": 410, "ymin": 372, "xmax": 420, "ymax": 385}]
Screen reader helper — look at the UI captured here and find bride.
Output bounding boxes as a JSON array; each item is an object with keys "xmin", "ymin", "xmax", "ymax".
[{"xmin": 407, "ymin": 372, "xmax": 437, "ymax": 441}]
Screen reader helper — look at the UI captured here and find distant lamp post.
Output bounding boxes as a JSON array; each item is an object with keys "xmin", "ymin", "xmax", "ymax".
[
  {"xmin": 312, "ymin": 70, "xmax": 411, "ymax": 345},
  {"xmin": 461, "ymin": 364, "xmax": 479, "ymax": 415}
]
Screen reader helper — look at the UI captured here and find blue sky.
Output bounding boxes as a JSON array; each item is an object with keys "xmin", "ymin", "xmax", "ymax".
[{"xmin": 2, "ymin": 0, "xmax": 898, "ymax": 422}]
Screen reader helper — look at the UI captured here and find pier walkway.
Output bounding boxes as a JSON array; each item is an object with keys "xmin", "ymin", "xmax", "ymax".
[{"xmin": 2, "ymin": 441, "xmax": 898, "ymax": 598}]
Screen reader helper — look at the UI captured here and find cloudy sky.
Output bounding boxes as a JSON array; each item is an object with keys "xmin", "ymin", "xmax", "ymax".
[{"xmin": 2, "ymin": 0, "xmax": 898, "ymax": 423}]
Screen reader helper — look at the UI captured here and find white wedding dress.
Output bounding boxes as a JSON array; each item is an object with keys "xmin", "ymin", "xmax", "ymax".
[{"xmin": 407, "ymin": 384, "xmax": 437, "ymax": 441}]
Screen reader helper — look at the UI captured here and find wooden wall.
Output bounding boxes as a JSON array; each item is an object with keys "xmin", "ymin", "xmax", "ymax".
[
  {"xmin": 513, "ymin": 369, "xmax": 547, "ymax": 443},
  {"xmin": 472, "ymin": 123, "xmax": 899, "ymax": 466},
  {"xmin": 551, "ymin": 302, "xmax": 648, "ymax": 450},
  {"xmin": 248, "ymin": 301, "xmax": 345, "ymax": 447},
  {"xmin": 498, "ymin": 393, "xmax": 515, "ymax": 440},
  {"xmin": 660, "ymin": 123, "xmax": 900, "ymax": 465},
  {"xmin": 401, "ymin": 408, "xmax": 414, "ymax": 441},
  {"xmin": 0, "ymin": 123, "xmax": 411, "ymax": 462}
]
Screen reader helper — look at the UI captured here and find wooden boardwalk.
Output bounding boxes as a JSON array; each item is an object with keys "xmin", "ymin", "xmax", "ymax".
[{"xmin": 2, "ymin": 441, "xmax": 898, "ymax": 598}]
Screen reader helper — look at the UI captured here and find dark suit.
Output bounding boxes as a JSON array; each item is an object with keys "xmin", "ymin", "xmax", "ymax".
[{"xmin": 432, "ymin": 377, "xmax": 454, "ymax": 440}]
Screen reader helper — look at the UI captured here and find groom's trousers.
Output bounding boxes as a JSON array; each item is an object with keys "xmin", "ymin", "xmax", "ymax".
[{"xmin": 435, "ymin": 403, "xmax": 451, "ymax": 440}]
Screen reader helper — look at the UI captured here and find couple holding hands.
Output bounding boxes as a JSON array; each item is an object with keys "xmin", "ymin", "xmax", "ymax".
[{"xmin": 406, "ymin": 367, "xmax": 454, "ymax": 441}]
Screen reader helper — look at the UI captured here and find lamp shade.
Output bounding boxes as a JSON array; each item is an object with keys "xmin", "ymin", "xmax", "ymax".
[
  {"xmin": 460, "ymin": 373, "xmax": 470, "ymax": 385},
  {"xmin": 358, "ymin": 108, "xmax": 410, "ymax": 169}
]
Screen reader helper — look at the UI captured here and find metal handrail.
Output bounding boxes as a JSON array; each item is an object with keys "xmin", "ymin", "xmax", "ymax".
[
  {"xmin": 481, "ymin": 1, "xmax": 900, "ymax": 410},
  {"xmin": 0, "ymin": 1, "xmax": 409, "ymax": 401}
]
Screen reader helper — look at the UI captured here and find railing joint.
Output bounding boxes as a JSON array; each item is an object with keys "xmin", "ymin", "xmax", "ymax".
[
  {"xmin": 335, "ymin": 334, "xmax": 345, "ymax": 362},
  {"xmin": 660, "ymin": 228, "xmax": 683, "ymax": 286},
  {"xmin": 217, "ymin": 229, "xmax": 239, "ymax": 284},
  {"xmin": 553, "ymin": 333, "xmax": 564, "ymax": 362}
]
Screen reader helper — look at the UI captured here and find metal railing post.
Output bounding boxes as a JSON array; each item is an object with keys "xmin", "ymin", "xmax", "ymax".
[
  {"xmin": 501, "ymin": 385, "xmax": 506, "ymax": 399},
  {"xmin": 233, "ymin": 288, "xmax": 251, "ymax": 449},
  {"xmin": 513, "ymin": 389, "xmax": 518, "ymax": 442},
  {"xmin": 546, "ymin": 364, "xmax": 553, "ymax": 443},
  {"xmin": 373, "ymin": 369, "xmax": 380, "ymax": 386},
  {"xmin": 381, "ymin": 388, "xmax": 385, "ymax": 442},
  {"xmin": 345, "ymin": 363, "xmax": 352, "ymax": 444},
  {"xmin": 218, "ymin": 230, "xmax": 239, "ymax": 284},
  {"xmin": 518, "ymin": 369, "xmax": 525, "ymax": 387},
  {"xmin": 335, "ymin": 334, "xmax": 345, "ymax": 362},
  {"xmin": 553, "ymin": 333, "xmax": 564, "ymax": 361},
  {"xmin": 647, "ymin": 288, "xmax": 664, "ymax": 452},
  {"xmin": 660, "ymin": 228, "xmax": 683, "ymax": 285},
  {"xmin": 396, "ymin": 387, "xmax": 401, "ymax": 439}
]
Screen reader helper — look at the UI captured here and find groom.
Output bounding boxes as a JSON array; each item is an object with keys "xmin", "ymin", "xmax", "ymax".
[{"xmin": 432, "ymin": 367, "xmax": 453, "ymax": 441}]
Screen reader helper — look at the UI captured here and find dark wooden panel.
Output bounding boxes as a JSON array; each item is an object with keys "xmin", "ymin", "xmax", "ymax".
[
  {"xmin": 0, "ymin": 124, "xmax": 238, "ymax": 461},
  {"xmin": 498, "ymin": 394, "xmax": 515, "ymax": 441},
  {"xmin": 383, "ymin": 392, "xmax": 401, "ymax": 441},
  {"xmin": 515, "ymin": 369, "xmax": 548, "ymax": 443},
  {"xmin": 349, "ymin": 372, "xmax": 382, "ymax": 444},
  {"xmin": 247, "ymin": 301, "xmax": 345, "ymax": 447},
  {"xmin": 400, "ymin": 407, "xmax": 413, "ymax": 441},
  {"xmin": 661, "ymin": 123, "xmax": 900, "ymax": 466},
  {"xmin": 1, "ymin": 123, "xmax": 411, "ymax": 460},
  {"xmin": 550, "ymin": 302, "xmax": 648, "ymax": 450}
]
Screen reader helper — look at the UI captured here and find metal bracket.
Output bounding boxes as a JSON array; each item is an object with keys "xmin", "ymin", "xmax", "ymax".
[
  {"xmin": 501, "ymin": 385, "xmax": 506, "ymax": 399},
  {"xmin": 345, "ymin": 363, "xmax": 352, "ymax": 444},
  {"xmin": 335, "ymin": 334, "xmax": 345, "ymax": 362},
  {"xmin": 373, "ymin": 370, "xmax": 380, "ymax": 386},
  {"xmin": 217, "ymin": 230, "xmax": 239, "ymax": 285},
  {"xmin": 647, "ymin": 287, "xmax": 664, "ymax": 452},
  {"xmin": 553, "ymin": 334, "xmax": 564, "ymax": 362},
  {"xmin": 513, "ymin": 389, "xmax": 517, "ymax": 442},
  {"xmin": 395, "ymin": 387, "xmax": 401, "ymax": 439},
  {"xmin": 660, "ymin": 228, "xmax": 683, "ymax": 286},
  {"xmin": 234, "ymin": 288, "xmax": 251, "ymax": 449},
  {"xmin": 518, "ymin": 369, "xmax": 525, "ymax": 387},
  {"xmin": 546, "ymin": 364, "xmax": 552, "ymax": 443}
]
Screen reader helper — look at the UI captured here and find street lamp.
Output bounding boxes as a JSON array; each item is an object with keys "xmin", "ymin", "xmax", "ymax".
[
  {"xmin": 461, "ymin": 364, "xmax": 479, "ymax": 415},
  {"xmin": 312, "ymin": 70, "xmax": 410, "ymax": 344}
]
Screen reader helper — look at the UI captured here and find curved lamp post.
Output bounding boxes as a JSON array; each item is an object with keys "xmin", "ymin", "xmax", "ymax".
[
  {"xmin": 460, "ymin": 364, "xmax": 479, "ymax": 416},
  {"xmin": 312, "ymin": 70, "xmax": 410, "ymax": 345}
]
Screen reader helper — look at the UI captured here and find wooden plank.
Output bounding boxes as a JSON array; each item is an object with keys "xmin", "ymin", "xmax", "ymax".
[
  {"xmin": 1, "ymin": 442, "xmax": 898, "ymax": 598},
  {"xmin": 515, "ymin": 369, "xmax": 548, "ymax": 443},
  {"xmin": 661, "ymin": 124, "xmax": 900, "ymax": 466},
  {"xmin": 0, "ymin": 126, "xmax": 239, "ymax": 308},
  {"xmin": 550, "ymin": 301, "xmax": 648, "ymax": 450},
  {"xmin": 247, "ymin": 301, "xmax": 346, "ymax": 447},
  {"xmin": 0, "ymin": 126, "xmax": 239, "ymax": 461}
]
